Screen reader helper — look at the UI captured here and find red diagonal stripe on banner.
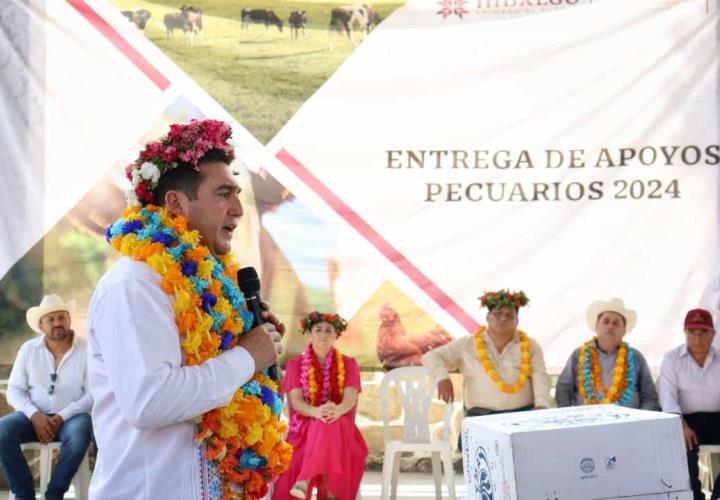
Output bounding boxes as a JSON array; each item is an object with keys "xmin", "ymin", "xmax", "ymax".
[
  {"xmin": 67, "ymin": 0, "xmax": 170, "ymax": 91},
  {"xmin": 276, "ymin": 148, "xmax": 480, "ymax": 333}
]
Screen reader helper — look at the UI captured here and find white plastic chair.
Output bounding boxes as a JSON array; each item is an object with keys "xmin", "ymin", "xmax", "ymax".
[
  {"xmin": 7, "ymin": 442, "xmax": 89, "ymax": 500},
  {"xmin": 379, "ymin": 366, "xmax": 456, "ymax": 500},
  {"xmin": 699, "ymin": 444, "xmax": 720, "ymax": 494}
]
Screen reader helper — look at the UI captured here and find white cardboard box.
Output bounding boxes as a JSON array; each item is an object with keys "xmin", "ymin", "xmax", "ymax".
[{"xmin": 461, "ymin": 405, "xmax": 691, "ymax": 500}]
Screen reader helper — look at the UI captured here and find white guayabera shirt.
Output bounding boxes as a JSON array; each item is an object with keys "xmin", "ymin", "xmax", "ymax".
[{"xmin": 87, "ymin": 257, "xmax": 255, "ymax": 499}]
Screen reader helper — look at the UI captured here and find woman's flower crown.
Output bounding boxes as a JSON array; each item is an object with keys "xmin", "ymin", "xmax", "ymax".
[
  {"xmin": 125, "ymin": 119, "xmax": 235, "ymax": 206},
  {"xmin": 479, "ymin": 289, "xmax": 529, "ymax": 311},
  {"xmin": 300, "ymin": 311, "xmax": 348, "ymax": 336}
]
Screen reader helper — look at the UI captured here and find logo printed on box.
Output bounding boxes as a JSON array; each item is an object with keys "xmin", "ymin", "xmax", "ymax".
[
  {"xmin": 605, "ymin": 456, "xmax": 616, "ymax": 470},
  {"xmin": 580, "ymin": 458, "xmax": 595, "ymax": 473},
  {"xmin": 473, "ymin": 446, "xmax": 494, "ymax": 500}
]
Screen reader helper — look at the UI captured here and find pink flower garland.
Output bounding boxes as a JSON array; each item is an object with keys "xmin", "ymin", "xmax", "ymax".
[{"xmin": 290, "ymin": 345, "xmax": 345, "ymax": 434}]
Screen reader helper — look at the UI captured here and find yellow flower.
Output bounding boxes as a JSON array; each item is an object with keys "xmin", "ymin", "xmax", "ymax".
[
  {"xmin": 215, "ymin": 297, "xmax": 233, "ymax": 317},
  {"xmin": 219, "ymin": 419, "xmax": 239, "ymax": 439},
  {"xmin": 119, "ymin": 233, "xmax": 140, "ymax": 255},
  {"xmin": 245, "ymin": 423, "xmax": 263, "ymax": 446},
  {"xmin": 174, "ymin": 288, "xmax": 193, "ymax": 315},
  {"xmin": 147, "ymin": 251, "xmax": 176, "ymax": 275},
  {"xmin": 197, "ymin": 260, "xmax": 215, "ymax": 281},
  {"xmin": 182, "ymin": 330, "xmax": 202, "ymax": 355},
  {"xmin": 180, "ymin": 230, "xmax": 202, "ymax": 247}
]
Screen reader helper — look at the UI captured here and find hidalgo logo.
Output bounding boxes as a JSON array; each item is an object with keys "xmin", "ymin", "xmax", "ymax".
[
  {"xmin": 473, "ymin": 446, "xmax": 494, "ymax": 500},
  {"xmin": 580, "ymin": 458, "xmax": 595, "ymax": 474}
]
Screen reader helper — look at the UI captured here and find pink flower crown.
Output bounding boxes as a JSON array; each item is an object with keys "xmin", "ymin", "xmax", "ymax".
[
  {"xmin": 479, "ymin": 289, "xmax": 529, "ymax": 311},
  {"xmin": 300, "ymin": 311, "xmax": 348, "ymax": 337},
  {"xmin": 125, "ymin": 119, "xmax": 235, "ymax": 206}
]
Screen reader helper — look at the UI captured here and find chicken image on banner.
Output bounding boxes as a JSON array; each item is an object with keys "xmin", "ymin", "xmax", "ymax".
[{"xmin": 376, "ymin": 303, "xmax": 452, "ymax": 369}]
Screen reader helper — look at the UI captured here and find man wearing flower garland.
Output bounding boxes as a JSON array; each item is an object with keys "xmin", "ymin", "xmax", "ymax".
[
  {"xmin": 87, "ymin": 119, "xmax": 291, "ymax": 499},
  {"xmin": 659, "ymin": 308, "xmax": 720, "ymax": 500},
  {"xmin": 555, "ymin": 298, "xmax": 658, "ymax": 410},
  {"xmin": 423, "ymin": 289, "xmax": 552, "ymax": 448}
]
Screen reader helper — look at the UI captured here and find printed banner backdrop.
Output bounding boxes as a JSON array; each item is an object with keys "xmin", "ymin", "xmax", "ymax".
[
  {"xmin": 269, "ymin": 0, "xmax": 720, "ymax": 367},
  {"xmin": 0, "ymin": 0, "xmax": 718, "ymax": 369}
]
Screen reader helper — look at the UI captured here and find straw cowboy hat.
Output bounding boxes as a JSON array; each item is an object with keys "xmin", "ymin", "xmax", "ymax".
[
  {"xmin": 586, "ymin": 297, "xmax": 637, "ymax": 333},
  {"xmin": 26, "ymin": 294, "xmax": 76, "ymax": 334}
]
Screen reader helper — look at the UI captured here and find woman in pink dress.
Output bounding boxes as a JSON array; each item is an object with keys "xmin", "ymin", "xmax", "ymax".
[{"xmin": 273, "ymin": 312, "xmax": 368, "ymax": 500}]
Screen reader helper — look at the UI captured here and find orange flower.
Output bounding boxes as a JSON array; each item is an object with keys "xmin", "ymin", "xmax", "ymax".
[
  {"xmin": 171, "ymin": 216, "xmax": 188, "ymax": 234},
  {"xmin": 185, "ymin": 246, "xmax": 210, "ymax": 262},
  {"xmin": 208, "ymin": 280, "xmax": 223, "ymax": 297},
  {"xmin": 160, "ymin": 265, "xmax": 186, "ymax": 294}
]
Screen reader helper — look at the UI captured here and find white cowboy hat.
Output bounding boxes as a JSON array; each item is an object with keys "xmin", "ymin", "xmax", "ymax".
[
  {"xmin": 26, "ymin": 294, "xmax": 75, "ymax": 334},
  {"xmin": 586, "ymin": 297, "xmax": 637, "ymax": 333}
]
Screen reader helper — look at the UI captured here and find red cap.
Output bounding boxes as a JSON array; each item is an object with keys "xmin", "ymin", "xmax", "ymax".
[{"xmin": 684, "ymin": 308, "xmax": 715, "ymax": 332}]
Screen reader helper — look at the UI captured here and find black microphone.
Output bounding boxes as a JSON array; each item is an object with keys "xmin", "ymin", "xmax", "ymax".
[{"xmin": 237, "ymin": 266, "xmax": 279, "ymax": 382}]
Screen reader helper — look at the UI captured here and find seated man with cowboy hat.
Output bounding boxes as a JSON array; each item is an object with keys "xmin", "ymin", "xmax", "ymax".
[
  {"xmin": 423, "ymin": 289, "xmax": 552, "ymax": 447},
  {"xmin": 0, "ymin": 294, "xmax": 93, "ymax": 500},
  {"xmin": 555, "ymin": 297, "xmax": 658, "ymax": 409}
]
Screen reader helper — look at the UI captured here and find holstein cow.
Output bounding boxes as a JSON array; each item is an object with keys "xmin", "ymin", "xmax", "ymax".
[
  {"xmin": 164, "ymin": 5, "xmax": 203, "ymax": 46},
  {"xmin": 121, "ymin": 9, "xmax": 152, "ymax": 30},
  {"xmin": 241, "ymin": 9, "xmax": 284, "ymax": 32},
  {"xmin": 288, "ymin": 10, "xmax": 307, "ymax": 39},
  {"xmin": 328, "ymin": 4, "xmax": 381, "ymax": 49}
]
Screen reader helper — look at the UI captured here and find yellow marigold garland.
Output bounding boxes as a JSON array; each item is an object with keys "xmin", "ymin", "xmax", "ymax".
[{"xmin": 474, "ymin": 326, "xmax": 531, "ymax": 393}]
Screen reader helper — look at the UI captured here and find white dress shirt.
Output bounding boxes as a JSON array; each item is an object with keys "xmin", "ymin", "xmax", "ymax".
[
  {"xmin": 87, "ymin": 257, "xmax": 255, "ymax": 500},
  {"xmin": 7, "ymin": 335, "xmax": 92, "ymax": 421},
  {"xmin": 658, "ymin": 344, "xmax": 720, "ymax": 414}
]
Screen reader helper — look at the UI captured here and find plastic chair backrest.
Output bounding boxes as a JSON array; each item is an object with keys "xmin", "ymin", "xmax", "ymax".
[{"xmin": 379, "ymin": 366, "xmax": 451, "ymax": 444}]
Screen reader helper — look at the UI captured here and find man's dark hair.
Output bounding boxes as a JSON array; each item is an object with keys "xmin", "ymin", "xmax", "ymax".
[{"xmin": 150, "ymin": 148, "xmax": 232, "ymax": 206}]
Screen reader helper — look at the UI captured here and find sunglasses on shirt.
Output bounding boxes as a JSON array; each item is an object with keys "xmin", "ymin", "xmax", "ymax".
[{"xmin": 48, "ymin": 373, "xmax": 57, "ymax": 395}]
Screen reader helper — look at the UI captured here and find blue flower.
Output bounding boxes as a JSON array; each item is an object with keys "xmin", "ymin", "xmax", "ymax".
[
  {"xmin": 211, "ymin": 311, "xmax": 225, "ymax": 331},
  {"xmin": 104, "ymin": 225, "xmax": 114, "ymax": 242},
  {"xmin": 145, "ymin": 211, "xmax": 161, "ymax": 226},
  {"xmin": 259, "ymin": 386, "xmax": 276, "ymax": 407},
  {"xmin": 181, "ymin": 260, "xmax": 198, "ymax": 277},
  {"xmin": 190, "ymin": 276, "xmax": 209, "ymax": 295},
  {"xmin": 201, "ymin": 293, "xmax": 217, "ymax": 313},
  {"xmin": 152, "ymin": 232, "xmax": 175, "ymax": 246},
  {"xmin": 121, "ymin": 220, "xmax": 143, "ymax": 235},
  {"xmin": 219, "ymin": 331, "xmax": 233, "ymax": 351},
  {"xmin": 239, "ymin": 310, "xmax": 254, "ymax": 333},
  {"xmin": 167, "ymin": 244, "xmax": 186, "ymax": 261},
  {"xmin": 237, "ymin": 449, "xmax": 267, "ymax": 470},
  {"xmin": 137, "ymin": 222, "xmax": 161, "ymax": 241},
  {"xmin": 272, "ymin": 397, "xmax": 284, "ymax": 417},
  {"xmin": 243, "ymin": 381, "xmax": 261, "ymax": 396}
]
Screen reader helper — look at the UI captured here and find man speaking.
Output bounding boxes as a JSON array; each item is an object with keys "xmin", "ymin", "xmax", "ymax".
[{"xmin": 87, "ymin": 119, "xmax": 291, "ymax": 499}]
